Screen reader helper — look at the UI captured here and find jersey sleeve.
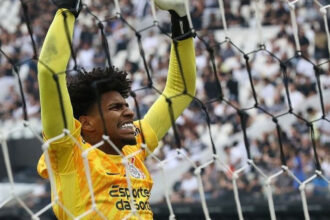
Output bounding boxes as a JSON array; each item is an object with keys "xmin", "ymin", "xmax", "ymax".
[
  {"xmin": 133, "ymin": 119, "xmax": 158, "ymax": 158},
  {"xmin": 143, "ymin": 38, "xmax": 196, "ymax": 141},
  {"xmin": 38, "ymin": 9, "xmax": 75, "ymax": 139}
]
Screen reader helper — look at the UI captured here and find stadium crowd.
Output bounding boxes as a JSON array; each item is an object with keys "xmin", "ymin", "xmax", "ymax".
[{"xmin": 0, "ymin": 0, "xmax": 329, "ymax": 211}]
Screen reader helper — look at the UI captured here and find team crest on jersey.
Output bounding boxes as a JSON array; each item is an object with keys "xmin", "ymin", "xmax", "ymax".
[
  {"xmin": 127, "ymin": 157, "xmax": 145, "ymax": 179},
  {"xmin": 134, "ymin": 127, "xmax": 140, "ymax": 136}
]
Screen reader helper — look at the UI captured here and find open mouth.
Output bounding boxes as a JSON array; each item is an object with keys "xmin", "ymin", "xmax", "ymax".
[{"xmin": 119, "ymin": 122, "xmax": 135, "ymax": 132}]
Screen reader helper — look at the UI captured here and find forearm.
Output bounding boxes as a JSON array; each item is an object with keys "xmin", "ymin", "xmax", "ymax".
[
  {"xmin": 38, "ymin": 9, "xmax": 75, "ymax": 138},
  {"xmin": 144, "ymin": 38, "xmax": 196, "ymax": 140}
]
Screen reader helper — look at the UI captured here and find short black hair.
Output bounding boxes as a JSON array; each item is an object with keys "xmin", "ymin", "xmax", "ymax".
[{"xmin": 67, "ymin": 67, "xmax": 131, "ymax": 119}]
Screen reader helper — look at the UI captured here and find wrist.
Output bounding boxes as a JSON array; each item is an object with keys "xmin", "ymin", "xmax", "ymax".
[
  {"xmin": 170, "ymin": 10, "xmax": 195, "ymax": 41},
  {"xmin": 51, "ymin": 0, "xmax": 82, "ymax": 18}
]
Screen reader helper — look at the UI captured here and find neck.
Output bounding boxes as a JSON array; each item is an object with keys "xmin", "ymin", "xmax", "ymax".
[
  {"xmin": 82, "ymin": 133, "xmax": 124, "ymax": 155},
  {"xmin": 99, "ymin": 142, "xmax": 123, "ymax": 155}
]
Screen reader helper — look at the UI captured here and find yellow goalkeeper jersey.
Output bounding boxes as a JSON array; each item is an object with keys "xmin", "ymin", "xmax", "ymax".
[{"xmin": 37, "ymin": 119, "xmax": 158, "ymax": 220}]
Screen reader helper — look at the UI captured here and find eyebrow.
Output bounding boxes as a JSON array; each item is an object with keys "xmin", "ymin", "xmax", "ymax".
[{"xmin": 107, "ymin": 102, "xmax": 129, "ymax": 108}]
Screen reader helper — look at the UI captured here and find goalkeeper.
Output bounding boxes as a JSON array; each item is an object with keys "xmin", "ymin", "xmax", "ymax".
[{"xmin": 37, "ymin": 0, "xmax": 196, "ymax": 219}]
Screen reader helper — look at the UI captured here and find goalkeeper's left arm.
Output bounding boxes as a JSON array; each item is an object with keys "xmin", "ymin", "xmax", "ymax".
[
  {"xmin": 144, "ymin": 2, "xmax": 196, "ymax": 144},
  {"xmin": 144, "ymin": 38, "xmax": 196, "ymax": 141}
]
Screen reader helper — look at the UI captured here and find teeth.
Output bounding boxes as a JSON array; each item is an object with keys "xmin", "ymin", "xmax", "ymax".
[{"xmin": 121, "ymin": 123, "xmax": 134, "ymax": 129}]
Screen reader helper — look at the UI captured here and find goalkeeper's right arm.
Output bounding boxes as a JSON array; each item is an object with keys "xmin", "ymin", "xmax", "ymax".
[{"xmin": 38, "ymin": 9, "xmax": 75, "ymax": 138}]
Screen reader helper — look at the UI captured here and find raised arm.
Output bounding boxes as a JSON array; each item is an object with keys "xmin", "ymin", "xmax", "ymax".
[
  {"xmin": 144, "ymin": 1, "xmax": 196, "ymax": 141},
  {"xmin": 38, "ymin": 9, "xmax": 75, "ymax": 138},
  {"xmin": 144, "ymin": 38, "xmax": 196, "ymax": 140}
]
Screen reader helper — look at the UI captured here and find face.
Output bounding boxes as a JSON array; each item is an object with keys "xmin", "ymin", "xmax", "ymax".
[{"xmin": 81, "ymin": 91, "xmax": 136, "ymax": 153}]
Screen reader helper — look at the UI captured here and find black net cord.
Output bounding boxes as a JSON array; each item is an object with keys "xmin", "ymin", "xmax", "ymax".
[
  {"xmin": 84, "ymin": 5, "xmax": 114, "ymax": 68},
  {"xmin": 15, "ymin": 66, "xmax": 28, "ymax": 121},
  {"xmin": 309, "ymin": 123, "xmax": 321, "ymax": 171},
  {"xmin": 0, "ymin": 49, "xmax": 29, "ymax": 122},
  {"xmin": 52, "ymin": 74, "xmax": 68, "ymax": 130},
  {"xmin": 136, "ymin": 33, "xmax": 153, "ymax": 88},
  {"xmin": 244, "ymin": 54, "xmax": 259, "ymax": 107},
  {"xmin": 313, "ymin": 66, "xmax": 326, "ymax": 118},
  {"xmin": 20, "ymin": 0, "xmax": 37, "ymax": 59},
  {"xmin": 202, "ymin": 103, "xmax": 217, "ymax": 155},
  {"xmin": 62, "ymin": 11, "xmax": 78, "ymax": 70},
  {"xmin": 274, "ymin": 119, "xmax": 287, "ymax": 166},
  {"xmin": 98, "ymin": 22, "xmax": 113, "ymax": 68},
  {"xmin": 92, "ymin": 79, "xmax": 109, "ymax": 135},
  {"xmin": 197, "ymin": 35, "xmax": 223, "ymax": 100},
  {"xmin": 130, "ymin": 91, "xmax": 146, "ymax": 144},
  {"xmin": 166, "ymin": 98, "xmax": 181, "ymax": 148},
  {"xmin": 238, "ymin": 110, "xmax": 251, "ymax": 160}
]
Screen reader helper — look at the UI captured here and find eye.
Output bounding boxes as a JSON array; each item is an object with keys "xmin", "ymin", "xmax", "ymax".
[
  {"xmin": 108, "ymin": 103, "xmax": 129, "ymax": 111},
  {"xmin": 109, "ymin": 105, "xmax": 121, "ymax": 111}
]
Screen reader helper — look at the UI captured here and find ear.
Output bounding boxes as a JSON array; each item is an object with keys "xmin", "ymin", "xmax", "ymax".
[{"xmin": 79, "ymin": 115, "xmax": 96, "ymax": 133}]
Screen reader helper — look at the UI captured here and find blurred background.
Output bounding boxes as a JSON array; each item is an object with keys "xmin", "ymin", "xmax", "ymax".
[{"xmin": 0, "ymin": 0, "xmax": 330, "ymax": 219}]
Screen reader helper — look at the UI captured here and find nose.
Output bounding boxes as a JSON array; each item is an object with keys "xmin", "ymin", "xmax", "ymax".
[{"xmin": 123, "ymin": 106, "xmax": 135, "ymax": 118}]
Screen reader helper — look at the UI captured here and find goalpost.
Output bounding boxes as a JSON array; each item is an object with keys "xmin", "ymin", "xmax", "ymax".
[{"xmin": 0, "ymin": 0, "xmax": 330, "ymax": 219}]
